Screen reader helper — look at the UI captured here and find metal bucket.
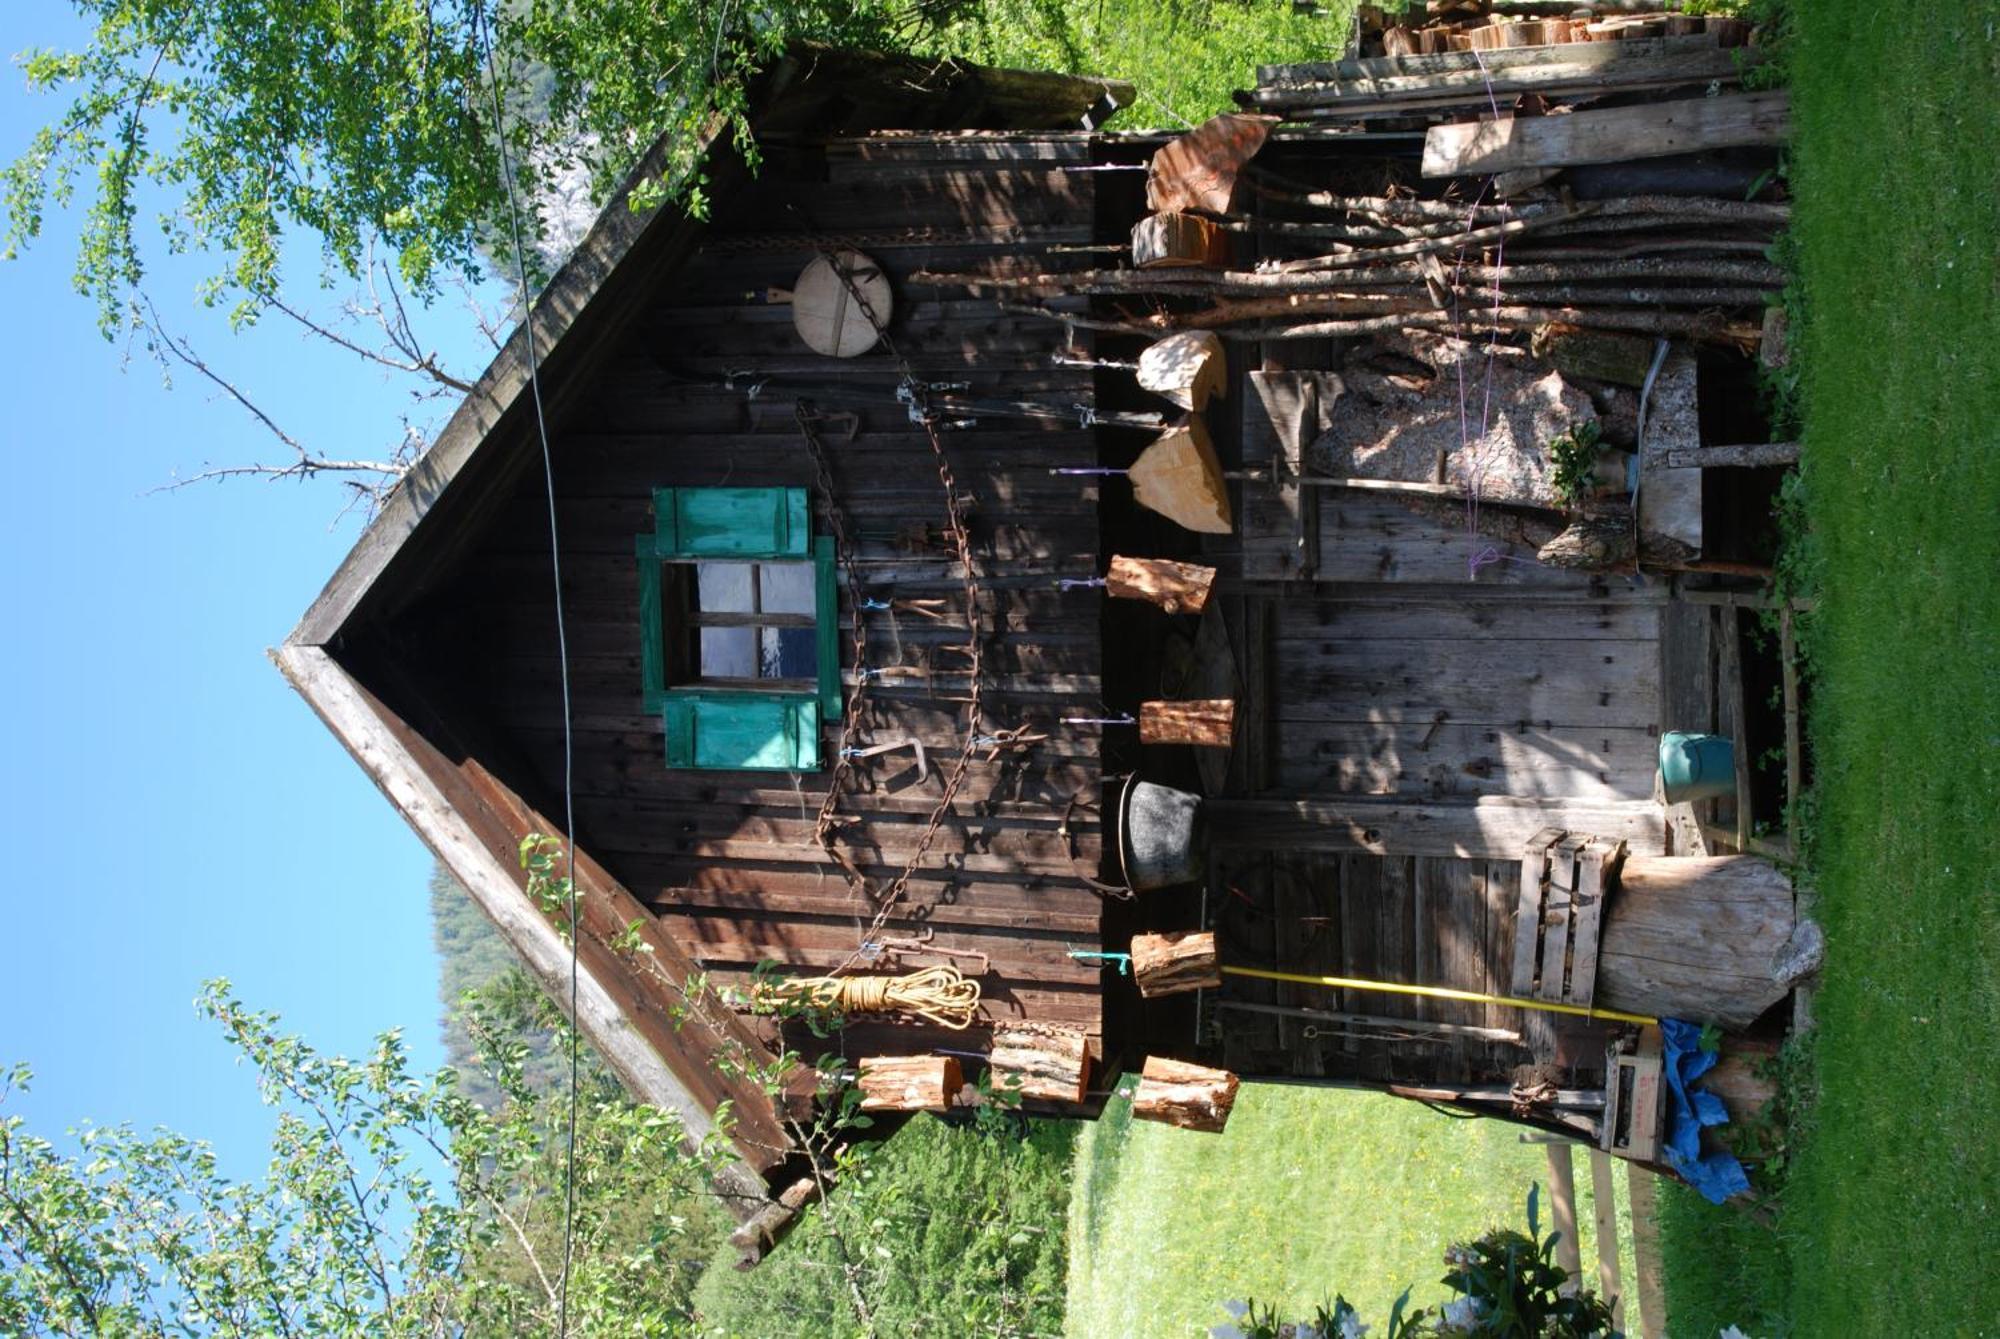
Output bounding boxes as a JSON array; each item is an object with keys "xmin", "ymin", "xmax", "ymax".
[
  {"xmin": 1117, "ymin": 777, "xmax": 1205, "ymax": 891},
  {"xmin": 1658, "ymin": 731, "xmax": 1737, "ymax": 804}
]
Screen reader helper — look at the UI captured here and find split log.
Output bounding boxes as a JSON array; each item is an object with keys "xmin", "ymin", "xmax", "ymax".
[
  {"xmin": 989, "ymin": 1024, "xmax": 1090, "ymax": 1103},
  {"xmin": 1140, "ymin": 699, "xmax": 1236, "ymax": 747},
  {"xmin": 1133, "ymin": 212, "xmax": 1230, "ymax": 268},
  {"xmin": 1131, "ymin": 931, "xmax": 1223, "ymax": 998},
  {"xmin": 1106, "ymin": 555, "xmax": 1217, "ymax": 615},
  {"xmin": 1595, "ymin": 854, "xmax": 1800, "ymax": 1031},
  {"xmin": 731, "ymin": 1176, "xmax": 823, "ymax": 1270},
  {"xmin": 1147, "ymin": 112, "xmax": 1277, "ymax": 215},
  {"xmin": 1128, "ymin": 419, "xmax": 1233, "ymax": 534},
  {"xmin": 856, "ymin": 1055, "xmax": 962, "ymax": 1113},
  {"xmin": 1131, "ymin": 1057, "xmax": 1241, "ymax": 1132},
  {"xmin": 1136, "ymin": 330, "xmax": 1228, "ymax": 410}
]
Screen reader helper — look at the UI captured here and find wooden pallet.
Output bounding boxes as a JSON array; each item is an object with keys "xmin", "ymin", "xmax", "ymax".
[{"xmin": 1509, "ymin": 828, "xmax": 1627, "ymax": 1006}]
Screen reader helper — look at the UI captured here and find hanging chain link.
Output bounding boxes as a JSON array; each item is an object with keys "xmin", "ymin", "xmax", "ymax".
[{"xmin": 792, "ymin": 246, "xmax": 991, "ymax": 972}]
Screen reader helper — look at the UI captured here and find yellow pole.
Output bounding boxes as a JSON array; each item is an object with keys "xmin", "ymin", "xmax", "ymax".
[{"xmin": 1218, "ymin": 965, "xmax": 1659, "ymax": 1026}]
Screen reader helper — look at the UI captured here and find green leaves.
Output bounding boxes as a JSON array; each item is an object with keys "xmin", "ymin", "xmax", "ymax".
[
  {"xmin": 5, "ymin": 0, "xmax": 905, "ymax": 339},
  {"xmin": 2, "ymin": 977, "xmax": 735, "ymax": 1335}
]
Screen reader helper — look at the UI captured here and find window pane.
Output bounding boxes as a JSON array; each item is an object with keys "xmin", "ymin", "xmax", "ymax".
[
  {"xmin": 760, "ymin": 626, "xmax": 818, "ymax": 680},
  {"xmin": 760, "ymin": 561, "xmax": 816, "ymax": 616},
  {"xmin": 700, "ymin": 625, "xmax": 756, "ymax": 678},
  {"xmin": 696, "ymin": 562, "xmax": 753, "ymax": 613}
]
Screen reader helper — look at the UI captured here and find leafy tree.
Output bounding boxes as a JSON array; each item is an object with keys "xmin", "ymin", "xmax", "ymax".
[
  {"xmin": 0, "ymin": 979, "xmax": 733, "ymax": 1335},
  {"xmin": 4, "ymin": 0, "xmax": 911, "ymax": 334}
]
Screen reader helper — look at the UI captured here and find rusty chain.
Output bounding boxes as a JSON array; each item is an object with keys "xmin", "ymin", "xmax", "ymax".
[{"xmin": 794, "ymin": 246, "xmax": 991, "ymax": 974}]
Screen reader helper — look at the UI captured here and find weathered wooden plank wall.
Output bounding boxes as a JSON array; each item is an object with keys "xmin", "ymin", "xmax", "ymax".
[{"xmin": 395, "ymin": 133, "xmax": 1108, "ymax": 1054}]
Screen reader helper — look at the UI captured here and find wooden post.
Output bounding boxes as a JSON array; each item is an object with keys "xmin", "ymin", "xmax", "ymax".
[
  {"xmin": 856, "ymin": 1055, "xmax": 962, "ymax": 1113},
  {"xmin": 1780, "ymin": 606, "xmax": 1802, "ymax": 849},
  {"xmin": 1140, "ymin": 698, "xmax": 1236, "ymax": 747},
  {"xmin": 1131, "ymin": 931, "xmax": 1222, "ymax": 998},
  {"xmin": 1105, "ymin": 555, "xmax": 1217, "ymax": 615},
  {"xmin": 1626, "ymin": 1165, "xmax": 1668, "ymax": 1338},
  {"xmin": 989, "ymin": 1025, "xmax": 1090, "ymax": 1103},
  {"xmin": 1544, "ymin": 1141, "xmax": 1585, "ymax": 1285},
  {"xmin": 1132, "ymin": 1057, "xmax": 1241, "ymax": 1132},
  {"xmin": 1589, "ymin": 1148, "xmax": 1624, "ymax": 1329}
]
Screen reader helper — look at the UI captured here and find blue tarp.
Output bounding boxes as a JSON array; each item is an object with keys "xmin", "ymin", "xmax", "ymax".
[{"xmin": 1659, "ymin": 1018, "xmax": 1752, "ymax": 1204}]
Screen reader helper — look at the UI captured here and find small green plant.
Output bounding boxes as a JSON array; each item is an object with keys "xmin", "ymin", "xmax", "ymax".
[
  {"xmin": 1545, "ymin": 420, "xmax": 1607, "ymax": 509},
  {"xmin": 1217, "ymin": 1187, "xmax": 1617, "ymax": 1337}
]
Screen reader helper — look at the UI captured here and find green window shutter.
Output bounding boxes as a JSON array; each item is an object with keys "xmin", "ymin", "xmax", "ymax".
[
  {"xmin": 661, "ymin": 692, "xmax": 820, "ymax": 771},
  {"xmin": 654, "ymin": 487, "xmax": 810, "ymax": 558},
  {"xmin": 636, "ymin": 534, "xmax": 666, "ymax": 713},
  {"xmin": 814, "ymin": 536, "xmax": 841, "ymax": 720}
]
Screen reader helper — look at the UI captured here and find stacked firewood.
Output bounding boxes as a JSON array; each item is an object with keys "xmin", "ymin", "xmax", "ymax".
[
  {"xmin": 916, "ymin": 9, "xmax": 1788, "ymax": 350},
  {"xmin": 1340, "ymin": 2, "xmax": 1751, "ymax": 62},
  {"xmin": 915, "ymin": 185, "xmax": 1785, "ymax": 347}
]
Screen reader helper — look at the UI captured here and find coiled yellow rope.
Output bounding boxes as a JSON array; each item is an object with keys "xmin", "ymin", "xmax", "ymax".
[{"xmin": 755, "ymin": 965, "xmax": 983, "ymax": 1030}]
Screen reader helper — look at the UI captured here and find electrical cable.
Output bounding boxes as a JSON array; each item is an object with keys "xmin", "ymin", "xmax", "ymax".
[{"xmin": 474, "ymin": 8, "xmax": 579, "ymax": 1332}]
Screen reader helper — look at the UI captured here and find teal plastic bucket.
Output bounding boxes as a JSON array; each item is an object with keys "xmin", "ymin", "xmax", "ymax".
[{"xmin": 1658, "ymin": 731, "xmax": 1736, "ymax": 804}]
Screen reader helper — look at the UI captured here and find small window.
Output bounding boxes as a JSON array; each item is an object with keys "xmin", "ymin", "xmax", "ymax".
[
  {"xmin": 636, "ymin": 487, "xmax": 838, "ymax": 770},
  {"xmin": 672, "ymin": 560, "xmax": 820, "ymax": 686}
]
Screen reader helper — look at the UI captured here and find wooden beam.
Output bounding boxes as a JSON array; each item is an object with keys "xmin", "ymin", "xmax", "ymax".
[
  {"xmin": 1590, "ymin": 1148, "xmax": 1625, "ymax": 1331},
  {"xmin": 1626, "ymin": 1165, "xmax": 1669, "ymax": 1338},
  {"xmin": 1258, "ymin": 31, "xmax": 1728, "ymax": 85},
  {"xmin": 1664, "ymin": 441, "xmax": 1801, "ymax": 470},
  {"xmin": 1422, "ymin": 91, "xmax": 1791, "ymax": 178},
  {"xmin": 1544, "ymin": 1141, "xmax": 1586, "ymax": 1282},
  {"xmin": 272, "ymin": 645, "xmax": 782, "ymax": 1197},
  {"xmin": 1208, "ymin": 796, "xmax": 1665, "ymax": 858}
]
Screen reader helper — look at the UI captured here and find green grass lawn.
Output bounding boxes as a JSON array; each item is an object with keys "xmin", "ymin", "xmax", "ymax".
[
  {"xmin": 1066, "ymin": 1085, "xmax": 1636, "ymax": 1337},
  {"xmin": 1776, "ymin": 1, "xmax": 2000, "ymax": 1333}
]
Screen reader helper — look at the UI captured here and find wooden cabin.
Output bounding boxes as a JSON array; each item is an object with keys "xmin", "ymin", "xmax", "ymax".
[{"xmin": 283, "ymin": 33, "xmax": 1810, "ymax": 1249}]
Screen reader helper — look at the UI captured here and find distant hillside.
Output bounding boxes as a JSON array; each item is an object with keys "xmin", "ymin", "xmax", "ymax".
[{"xmin": 428, "ymin": 863, "xmax": 570, "ymax": 1106}]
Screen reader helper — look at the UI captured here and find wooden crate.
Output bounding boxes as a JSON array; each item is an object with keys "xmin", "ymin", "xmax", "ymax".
[{"xmin": 1509, "ymin": 828, "xmax": 1627, "ymax": 1006}]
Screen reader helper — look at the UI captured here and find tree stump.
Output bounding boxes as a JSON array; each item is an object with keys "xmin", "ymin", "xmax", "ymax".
[
  {"xmin": 989, "ymin": 1024, "xmax": 1091, "ymax": 1103},
  {"xmin": 1106, "ymin": 555, "xmax": 1217, "ymax": 615},
  {"xmin": 1132, "ymin": 930, "xmax": 1222, "ymax": 998},
  {"xmin": 1132, "ymin": 1056, "xmax": 1241, "ymax": 1132},
  {"xmin": 1140, "ymin": 698, "xmax": 1236, "ymax": 747},
  {"xmin": 1595, "ymin": 855, "xmax": 1800, "ymax": 1030},
  {"xmin": 856, "ymin": 1055, "xmax": 962, "ymax": 1113}
]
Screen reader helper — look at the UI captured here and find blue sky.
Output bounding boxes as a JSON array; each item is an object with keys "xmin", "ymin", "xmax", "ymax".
[{"xmin": 1, "ymin": 9, "xmax": 500, "ymax": 1175}]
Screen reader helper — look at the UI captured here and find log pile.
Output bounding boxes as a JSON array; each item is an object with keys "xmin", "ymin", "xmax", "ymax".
[
  {"xmin": 914, "ymin": 7, "xmax": 1786, "ymax": 353},
  {"xmin": 1318, "ymin": 5, "xmax": 1750, "ymax": 68}
]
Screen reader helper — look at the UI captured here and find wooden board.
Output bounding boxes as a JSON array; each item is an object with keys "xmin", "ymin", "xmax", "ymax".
[
  {"xmin": 1212, "ymin": 798, "xmax": 1663, "ymax": 859},
  {"xmin": 1510, "ymin": 828, "xmax": 1564, "ymax": 996},
  {"xmin": 1422, "ymin": 91, "xmax": 1791, "ymax": 178},
  {"xmin": 1638, "ymin": 352, "xmax": 1702, "ymax": 553}
]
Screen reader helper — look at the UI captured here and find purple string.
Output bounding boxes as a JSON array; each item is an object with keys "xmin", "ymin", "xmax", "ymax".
[
  {"xmin": 1061, "ymin": 713, "xmax": 1136, "ymax": 727},
  {"xmin": 1051, "ymin": 467, "xmax": 1129, "ymax": 476},
  {"xmin": 1059, "ymin": 577, "xmax": 1108, "ymax": 591}
]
